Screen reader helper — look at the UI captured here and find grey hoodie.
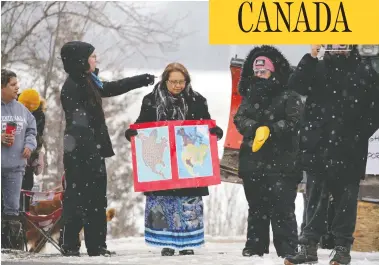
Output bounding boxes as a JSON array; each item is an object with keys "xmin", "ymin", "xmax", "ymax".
[{"xmin": 1, "ymin": 99, "xmax": 37, "ymax": 171}]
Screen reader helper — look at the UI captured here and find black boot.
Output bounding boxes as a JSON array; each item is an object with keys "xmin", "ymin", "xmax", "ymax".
[
  {"xmin": 102, "ymin": 243, "xmax": 116, "ymax": 255},
  {"xmin": 242, "ymin": 247, "xmax": 264, "ymax": 257},
  {"xmin": 320, "ymin": 233, "xmax": 335, "ymax": 250},
  {"xmin": 284, "ymin": 243, "xmax": 318, "ymax": 265},
  {"xmin": 161, "ymin": 248, "xmax": 175, "ymax": 256},
  {"xmin": 62, "ymin": 249, "xmax": 80, "ymax": 257},
  {"xmin": 61, "ymin": 240, "xmax": 81, "ymax": 257},
  {"xmin": 329, "ymin": 246, "xmax": 351, "ymax": 265},
  {"xmin": 179, "ymin": 249, "xmax": 194, "ymax": 255},
  {"xmin": 88, "ymin": 247, "xmax": 112, "ymax": 257}
]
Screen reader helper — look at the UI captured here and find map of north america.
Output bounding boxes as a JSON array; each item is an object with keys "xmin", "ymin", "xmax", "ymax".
[{"xmin": 175, "ymin": 125, "xmax": 213, "ymax": 178}]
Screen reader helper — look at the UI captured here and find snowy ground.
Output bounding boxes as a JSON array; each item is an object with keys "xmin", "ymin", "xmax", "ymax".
[
  {"xmin": 2, "ymin": 236, "xmax": 379, "ymax": 265},
  {"xmin": 2, "ymin": 194, "xmax": 379, "ymax": 264}
]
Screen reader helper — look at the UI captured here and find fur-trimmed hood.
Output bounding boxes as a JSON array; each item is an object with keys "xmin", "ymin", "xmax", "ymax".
[{"xmin": 239, "ymin": 45, "xmax": 292, "ymax": 96}]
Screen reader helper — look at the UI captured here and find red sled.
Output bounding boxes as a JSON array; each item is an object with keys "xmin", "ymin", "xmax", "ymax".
[{"xmin": 130, "ymin": 119, "xmax": 221, "ymax": 192}]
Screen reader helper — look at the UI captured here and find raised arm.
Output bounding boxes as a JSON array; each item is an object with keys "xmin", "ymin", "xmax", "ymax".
[
  {"xmin": 100, "ymin": 74, "xmax": 155, "ymax": 98},
  {"xmin": 288, "ymin": 53, "xmax": 319, "ymax": 96}
]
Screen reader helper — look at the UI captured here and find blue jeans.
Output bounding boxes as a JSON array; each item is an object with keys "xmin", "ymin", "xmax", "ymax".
[{"xmin": 1, "ymin": 168, "xmax": 24, "ymax": 216}]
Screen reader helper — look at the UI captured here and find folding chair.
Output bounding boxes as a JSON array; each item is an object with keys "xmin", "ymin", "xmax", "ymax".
[{"xmin": 20, "ymin": 190, "xmax": 64, "ymax": 254}]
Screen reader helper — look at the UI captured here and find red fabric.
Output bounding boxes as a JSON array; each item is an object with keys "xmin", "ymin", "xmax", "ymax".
[
  {"xmin": 25, "ymin": 208, "xmax": 62, "ymax": 226},
  {"xmin": 21, "ymin": 190, "xmax": 63, "ymax": 198}
]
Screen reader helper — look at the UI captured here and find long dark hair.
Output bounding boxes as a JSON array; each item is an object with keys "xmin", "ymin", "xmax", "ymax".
[
  {"xmin": 86, "ymin": 76, "xmax": 103, "ymax": 108},
  {"xmin": 70, "ymin": 72, "xmax": 105, "ymax": 126},
  {"xmin": 85, "ymin": 76, "xmax": 105, "ymax": 125}
]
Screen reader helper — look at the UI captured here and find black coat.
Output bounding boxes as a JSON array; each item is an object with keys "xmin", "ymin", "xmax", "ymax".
[
  {"xmin": 234, "ymin": 45, "xmax": 304, "ymax": 180},
  {"xmin": 288, "ymin": 51, "xmax": 379, "ymax": 177},
  {"xmin": 30, "ymin": 102, "xmax": 45, "ymax": 162},
  {"xmin": 134, "ymin": 85, "xmax": 211, "ymax": 197},
  {"xmin": 61, "ymin": 69, "xmax": 153, "ymax": 176}
]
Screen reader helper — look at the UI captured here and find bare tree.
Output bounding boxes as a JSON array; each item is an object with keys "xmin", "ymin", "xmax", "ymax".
[{"xmin": 1, "ymin": 1, "xmax": 188, "ymax": 236}]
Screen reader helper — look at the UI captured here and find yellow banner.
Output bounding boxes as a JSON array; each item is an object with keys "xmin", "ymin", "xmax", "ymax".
[{"xmin": 209, "ymin": 0, "xmax": 379, "ymax": 44}]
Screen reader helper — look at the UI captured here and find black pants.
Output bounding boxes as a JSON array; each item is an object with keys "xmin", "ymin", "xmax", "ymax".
[
  {"xmin": 243, "ymin": 174, "xmax": 299, "ymax": 257},
  {"xmin": 301, "ymin": 172, "xmax": 359, "ymax": 246},
  {"xmin": 300, "ymin": 187, "xmax": 335, "ymax": 237},
  {"xmin": 61, "ymin": 157, "xmax": 107, "ymax": 254}
]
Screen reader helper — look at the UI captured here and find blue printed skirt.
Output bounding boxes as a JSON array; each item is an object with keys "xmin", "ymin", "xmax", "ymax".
[{"xmin": 144, "ymin": 195, "xmax": 205, "ymax": 250}]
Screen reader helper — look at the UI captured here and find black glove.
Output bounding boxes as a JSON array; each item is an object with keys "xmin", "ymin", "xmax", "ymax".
[
  {"xmin": 125, "ymin": 128, "xmax": 138, "ymax": 142},
  {"xmin": 145, "ymin": 74, "xmax": 155, "ymax": 86},
  {"xmin": 209, "ymin": 126, "xmax": 223, "ymax": 141}
]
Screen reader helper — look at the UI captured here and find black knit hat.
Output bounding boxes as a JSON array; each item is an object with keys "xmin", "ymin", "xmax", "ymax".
[{"xmin": 60, "ymin": 41, "xmax": 95, "ymax": 74}]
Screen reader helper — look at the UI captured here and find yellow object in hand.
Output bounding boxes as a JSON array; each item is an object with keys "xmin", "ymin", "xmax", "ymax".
[{"xmin": 252, "ymin": 126, "xmax": 270, "ymax": 152}]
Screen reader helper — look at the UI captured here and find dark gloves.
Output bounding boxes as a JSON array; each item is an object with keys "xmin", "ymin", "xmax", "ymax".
[
  {"xmin": 209, "ymin": 126, "xmax": 223, "ymax": 141},
  {"xmin": 125, "ymin": 128, "xmax": 138, "ymax": 142},
  {"xmin": 144, "ymin": 74, "xmax": 155, "ymax": 86}
]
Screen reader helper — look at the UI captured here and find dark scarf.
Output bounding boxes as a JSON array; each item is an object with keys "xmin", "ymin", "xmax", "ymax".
[
  {"xmin": 153, "ymin": 81, "xmax": 195, "ymax": 121},
  {"xmin": 246, "ymin": 75, "xmax": 283, "ymax": 105}
]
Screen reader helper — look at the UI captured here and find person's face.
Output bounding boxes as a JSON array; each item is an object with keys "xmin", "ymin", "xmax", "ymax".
[
  {"xmin": 254, "ymin": 69, "xmax": 271, "ymax": 79},
  {"xmin": 166, "ymin": 71, "xmax": 186, "ymax": 95},
  {"xmin": 1, "ymin": 77, "xmax": 19, "ymax": 102},
  {"xmin": 88, "ymin": 52, "xmax": 97, "ymax": 73}
]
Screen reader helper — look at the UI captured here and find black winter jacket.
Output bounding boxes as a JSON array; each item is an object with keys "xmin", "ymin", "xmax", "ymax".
[
  {"xmin": 289, "ymin": 51, "xmax": 379, "ymax": 177},
  {"xmin": 30, "ymin": 100, "xmax": 45, "ymax": 162},
  {"xmin": 61, "ymin": 68, "xmax": 153, "ymax": 175},
  {"xmin": 234, "ymin": 45, "xmax": 304, "ymax": 180}
]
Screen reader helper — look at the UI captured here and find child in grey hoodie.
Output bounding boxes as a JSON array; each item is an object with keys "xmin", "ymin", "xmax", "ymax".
[{"xmin": 1, "ymin": 69, "xmax": 37, "ymax": 217}]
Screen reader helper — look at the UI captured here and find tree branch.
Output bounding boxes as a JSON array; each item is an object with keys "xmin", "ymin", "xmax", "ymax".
[{"xmin": 3, "ymin": 1, "xmax": 58, "ymax": 62}]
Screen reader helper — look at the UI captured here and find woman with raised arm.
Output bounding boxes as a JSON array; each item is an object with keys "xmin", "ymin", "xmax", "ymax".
[{"xmin": 59, "ymin": 41, "xmax": 155, "ymax": 257}]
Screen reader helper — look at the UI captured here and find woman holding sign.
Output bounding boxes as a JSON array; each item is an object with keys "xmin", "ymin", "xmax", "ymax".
[
  {"xmin": 233, "ymin": 45, "xmax": 304, "ymax": 258},
  {"xmin": 125, "ymin": 62, "xmax": 223, "ymax": 256}
]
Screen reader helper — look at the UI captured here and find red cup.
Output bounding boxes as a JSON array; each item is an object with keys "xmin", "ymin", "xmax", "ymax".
[{"xmin": 5, "ymin": 121, "xmax": 17, "ymax": 146}]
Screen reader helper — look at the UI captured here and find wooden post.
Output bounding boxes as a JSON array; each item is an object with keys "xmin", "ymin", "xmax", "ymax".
[
  {"xmin": 353, "ymin": 175, "xmax": 379, "ymax": 252},
  {"xmin": 353, "ymin": 201, "xmax": 379, "ymax": 252}
]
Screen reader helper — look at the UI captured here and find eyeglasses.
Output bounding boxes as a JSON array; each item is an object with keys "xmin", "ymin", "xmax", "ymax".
[
  {"xmin": 167, "ymin": 80, "xmax": 186, "ymax": 86},
  {"xmin": 253, "ymin": 69, "xmax": 269, "ymax": 75}
]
